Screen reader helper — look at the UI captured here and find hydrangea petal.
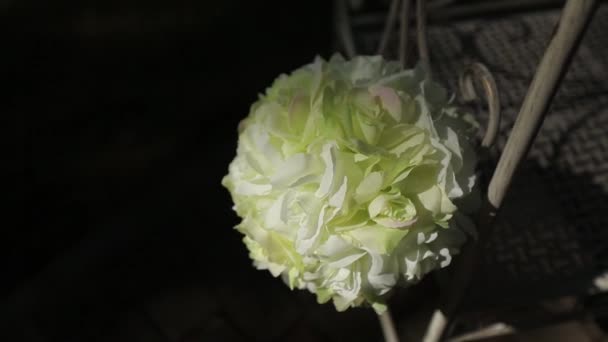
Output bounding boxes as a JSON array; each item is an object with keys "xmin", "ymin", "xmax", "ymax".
[
  {"xmin": 316, "ymin": 142, "xmax": 337, "ymax": 198},
  {"xmin": 355, "ymin": 171, "xmax": 384, "ymax": 204},
  {"xmin": 369, "ymin": 84, "xmax": 402, "ymax": 121}
]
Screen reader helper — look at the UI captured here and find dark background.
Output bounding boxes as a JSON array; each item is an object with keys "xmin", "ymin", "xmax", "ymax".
[
  {"xmin": 16, "ymin": 0, "xmax": 330, "ymax": 291},
  {"xmin": 17, "ymin": 0, "xmax": 330, "ymax": 291},
  {"xmin": 12, "ymin": 1, "xmax": 338, "ymax": 340}
]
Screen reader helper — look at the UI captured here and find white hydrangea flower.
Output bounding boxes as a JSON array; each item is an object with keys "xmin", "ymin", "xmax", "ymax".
[{"xmin": 222, "ymin": 55, "xmax": 479, "ymax": 313}]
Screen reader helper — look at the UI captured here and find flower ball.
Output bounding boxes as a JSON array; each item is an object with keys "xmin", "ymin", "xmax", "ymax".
[{"xmin": 222, "ymin": 55, "xmax": 478, "ymax": 313}]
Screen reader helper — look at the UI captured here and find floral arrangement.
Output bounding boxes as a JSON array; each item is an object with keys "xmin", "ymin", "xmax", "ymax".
[{"xmin": 222, "ymin": 55, "xmax": 479, "ymax": 313}]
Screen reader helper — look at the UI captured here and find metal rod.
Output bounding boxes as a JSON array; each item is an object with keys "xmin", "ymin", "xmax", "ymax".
[
  {"xmin": 416, "ymin": 0, "xmax": 431, "ymax": 77},
  {"xmin": 336, "ymin": 0, "xmax": 357, "ymax": 58},
  {"xmin": 399, "ymin": 0, "xmax": 412, "ymax": 68},
  {"xmin": 487, "ymin": 0, "xmax": 596, "ymax": 210},
  {"xmin": 447, "ymin": 323, "xmax": 515, "ymax": 342},
  {"xmin": 379, "ymin": 309, "xmax": 400, "ymax": 342},
  {"xmin": 349, "ymin": 0, "xmax": 568, "ymax": 27},
  {"xmin": 429, "ymin": 0, "xmax": 565, "ymax": 22},
  {"xmin": 378, "ymin": 0, "xmax": 401, "ymax": 56},
  {"xmin": 422, "ymin": 0, "xmax": 597, "ymax": 341},
  {"xmin": 459, "ymin": 62, "xmax": 501, "ymax": 148}
]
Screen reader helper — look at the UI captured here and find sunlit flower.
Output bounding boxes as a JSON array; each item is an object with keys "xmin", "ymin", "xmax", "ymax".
[{"xmin": 222, "ymin": 55, "xmax": 478, "ymax": 313}]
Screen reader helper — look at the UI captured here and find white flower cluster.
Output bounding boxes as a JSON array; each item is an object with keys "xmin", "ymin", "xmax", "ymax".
[{"xmin": 223, "ymin": 55, "xmax": 478, "ymax": 312}]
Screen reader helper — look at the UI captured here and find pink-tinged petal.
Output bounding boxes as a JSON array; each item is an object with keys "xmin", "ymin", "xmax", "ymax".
[{"xmin": 369, "ymin": 84, "xmax": 402, "ymax": 121}]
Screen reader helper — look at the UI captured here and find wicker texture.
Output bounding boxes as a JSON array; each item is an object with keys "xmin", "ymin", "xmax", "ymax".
[{"xmin": 349, "ymin": 3, "xmax": 608, "ymax": 309}]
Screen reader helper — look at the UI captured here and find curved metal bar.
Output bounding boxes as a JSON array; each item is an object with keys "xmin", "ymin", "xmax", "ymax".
[
  {"xmin": 399, "ymin": 0, "xmax": 412, "ymax": 68},
  {"xmin": 416, "ymin": 0, "xmax": 431, "ymax": 77},
  {"xmin": 488, "ymin": 0, "xmax": 596, "ymax": 211},
  {"xmin": 459, "ymin": 62, "xmax": 501, "ymax": 148},
  {"xmin": 423, "ymin": 1, "xmax": 597, "ymax": 341},
  {"xmin": 378, "ymin": 0, "xmax": 402, "ymax": 56}
]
